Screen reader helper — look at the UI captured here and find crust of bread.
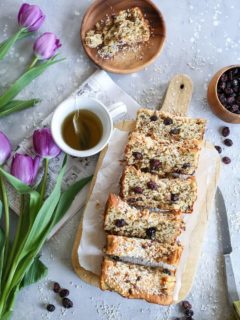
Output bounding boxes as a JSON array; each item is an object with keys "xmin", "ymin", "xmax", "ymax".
[{"xmin": 100, "ymin": 258, "xmax": 175, "ymax": 305}]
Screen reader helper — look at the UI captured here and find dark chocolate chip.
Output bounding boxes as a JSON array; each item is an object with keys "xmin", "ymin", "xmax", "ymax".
[
  {"xmin": 150, "ymin": 159, "xmax": 161, "ymax": 170},
  {"xmin": 115, "ymin": 219, "xmax": 126, "ymax": 227},
  {"xmin": 132, "ymin": 186, "xmax": 143, "ymax": 194},
  {"xmin": 182, "ymin": 163, "xmax": 191, "ymax": 169},
  {"xmin": 163, "ymin": 268, "xmax": 171, "ymax": 275},
  {"xmin": 146, "ymin": 227, "xmax": 156, "ymax": 239},
  {"xmin": 163, "ymin": 117, "xmax": 173, "ymax": 125},
  {"xmin": 150, "ymin": 115, "xmax": 158, "ymax": 121},
  {"xmin": 147, "ymin": 180, "xmax": 158, "ymax": 190},
  {"xmin": 171, "ymin": 193, "xmax": 179, "ymax": 202},
  {"xmin": 128, "ymin": 289, "xmax": 133, "ymax": 294},
  {"xmin": 136, "ymin": 276, "xmax": 141, "ymax": 281},
  {"xmin": 132, "ymin": 151, "xmax": 143, "ymax": 160},
  {"xmin": 170, "ymin": 128, "xmax": 180, "ymax": 135}
]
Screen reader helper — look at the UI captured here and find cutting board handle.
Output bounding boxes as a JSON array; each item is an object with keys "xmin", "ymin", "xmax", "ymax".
[{"xmin": 161, "ymin": 74, "xmax": 193, "ymax": 116}]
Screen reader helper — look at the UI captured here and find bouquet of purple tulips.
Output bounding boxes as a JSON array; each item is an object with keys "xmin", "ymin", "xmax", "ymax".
[
  {"xmin": 0, "ymin": 3, "xmax": 64, "ymax": 117},
  {"xmin": 0, "ymin": 129, "xmax": 91, "ymax": 319}
]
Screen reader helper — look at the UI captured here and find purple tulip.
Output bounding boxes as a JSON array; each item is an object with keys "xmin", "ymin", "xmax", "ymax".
[
  {"xmin": 18, "ymin": 3, "xmax": 45, "ymax": 32},
  {"xmin": 33, "ymin": 128, "xmax": 61, "ymax": 158},
  {"xmin": 33, "ymin": 33, "xmax": 62, "ymax": 60},
  {"xmin": 0, "ymin": 131, "xmax": 11, "ymax": 165},
  {"xmin": 11, "ymin": 154, "xmax": 40, "ymax": 185}
]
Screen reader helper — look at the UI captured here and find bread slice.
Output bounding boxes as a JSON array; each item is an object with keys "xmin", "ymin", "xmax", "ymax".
[
  {"xmin": 105, "ymin": 235, "xmax": 183, "ymax": 267},
  {"xmin": 135, "ymin": 108, "xmax": 206, "ymax": 141},
  {"xmin": 104, "ymin": 194, "xmax": 185, "ymax": 244},
  {"xmin": 100, "ymin": 257, "xmax": 176, "ymax": 305},
  {"xmin": 125, "ymin": 132, "xmax": 201, "ymax": 176},
  {"xmin": 120, "ymin": 166, "xmax": 197, "ymax": 213}
]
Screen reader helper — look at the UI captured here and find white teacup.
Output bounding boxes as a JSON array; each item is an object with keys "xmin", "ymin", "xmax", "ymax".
[{"xmin": 51, "ymin": 96, "xmax": 127, "ymax": 157}]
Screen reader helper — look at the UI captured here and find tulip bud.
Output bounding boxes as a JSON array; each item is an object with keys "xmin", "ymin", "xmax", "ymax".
[
  {"xmin": 18, "ymin": 3, "xmax": 45, "ymax": 32},
  {"xmin": 11, "ymin": 154, "xmax": 40, "ymax": 185},
  {"xmin": 33, "ymin": 128, "xmax": 61, "ymax": 158},
  {"xmin": 33, "ymin": 33, "xmax": 62, "ymax": 60},
  {"xmin": 0, "ymin": 131, "xmax": 11, "ymax": 165}
]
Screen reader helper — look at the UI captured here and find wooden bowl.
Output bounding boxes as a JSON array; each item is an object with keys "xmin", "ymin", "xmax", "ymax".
[
  {"xmin": 80, "ymin": 0, "xmax": 166, "ymax": 74},
  {"xmin": 207, "ymin": 65, "xmax": 240, "ymax": 123}
]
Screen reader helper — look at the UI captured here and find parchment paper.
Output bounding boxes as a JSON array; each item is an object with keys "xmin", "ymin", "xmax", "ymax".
[{"xmin": 78, "ymin": 127, "xmax": 220, "ymax": 301}]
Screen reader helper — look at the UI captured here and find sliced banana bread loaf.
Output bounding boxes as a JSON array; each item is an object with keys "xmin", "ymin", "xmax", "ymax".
[
  {"xmin": 125, "ymin": 132, "xmax": 201, "ymax": 176},
  {"xmin": 104, "ymin": 194, "xmax": 185, "ymax": 243},
  {"xmin": 100, "ymin": 257, "xmax": 176, "ymax": 305},
  {"xmin": 105, "ymin": 235, "xmax": 183, "ymax": 266},
  {"xmin": 135, "ymin": 108, "xmax": 206, "ymax": 141},
  {"xmin": 120, "ymin": 166, "xmax": 197, "ymax": 213}
]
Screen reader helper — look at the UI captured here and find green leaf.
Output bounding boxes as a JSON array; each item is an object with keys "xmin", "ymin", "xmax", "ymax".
[
  {"xmin": 0, "ymin": 28, "xmax": 28, "ymax": 61},
  {"xmin": 0, "ymin": 226, "xmax": 5, "ymax": 294},
  {"xmin": 20, "ymin": 256, "xmax": 47, "ymax": 289},
  {"xmin": 0, "ymin": 57, "xmax": 65, "ymax": 108},
  {"xmin": 0, "ymin": 99, "xmax": 41, "ymax": 118}
]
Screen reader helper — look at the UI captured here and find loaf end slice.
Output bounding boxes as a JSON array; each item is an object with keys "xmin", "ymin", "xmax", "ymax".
[{"xmin": 100, "ymin": 257, "xmax": 176, "ymax": 305}]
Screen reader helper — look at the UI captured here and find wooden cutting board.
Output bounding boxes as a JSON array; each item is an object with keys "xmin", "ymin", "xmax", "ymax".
[{"xmin": 71, "ymin": 74, "xmax": 221, "ymax": 302}]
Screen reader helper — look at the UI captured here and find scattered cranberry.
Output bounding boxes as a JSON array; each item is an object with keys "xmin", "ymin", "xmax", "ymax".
[
  {"xmin": 147, "ymin": 181, "xmax": 158, "ymax": 190},
  {"xmin": 53, "ymin": 282, "xmax": 61, "ymax": 293},
  {"xmin": 182, "ymin": 300, "xmax": 192, "ymax": 310},
  {"xmin": 150, "ymin": 115, "xmax": 158, "ymax": 121},
  {"xmin": 114, "ymin": 219, "xmax": 126, "ymax": 227},
  {"xmin": 185, "ymin": 309, "xmax": 194, "ymax": 316},
  {"xmin": 62, "ymin": 297, "xmax": 73, "ymax": 309},
  {"xmin": 47, "ymin": 304, "xmax": 55, "ymax": 312},
  {"xmin": 222, "ymin": 156, "xmax": 231, "ymax": 164},
  {"xmin": 146, "ymin": 227, "xmax": 156, "ymax": 239},
  {"xmin": 163, "ymin": 117, "xmax": 173, "ymax": 125},
  {"xmin": 171, "ymin": 193, "xmax": 179, "ymax": 202},
  {"xmin": 214, "ymin": 145, "xmax": 222, "ymax": 153},
  {"xmin": 224, "ymin": 138, "xmax": 233, "ymax": 146},
  {"xmin": 221, "ymin": 126, "xmax": 230, "ymax": 137},
  {"xmin": 132, "ymin": 152, "xmax": 143, "ymax": 160},
  {"xmin": 132, "ymin": 186, "xmax": 143, "ymax": 194},
  {"xmin": 59, "ymin": 289, "xmax": 69, "ymax": 298}
]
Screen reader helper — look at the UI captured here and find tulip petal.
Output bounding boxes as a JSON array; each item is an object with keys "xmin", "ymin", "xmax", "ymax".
[
  {"xmin": 32, "ymin": 156, "xmax": 40, "ymax": 184},
  {"xmin": 33, "ymin": 127, "xmax": 61, "ymax": 158},
  {"xmin": 33, "ymin": 32, "xmax": 61, "ymax": 60},
  {"xmin": 18, "ymin": 3, "xmax": 45, "ymax": 32},
  {"xmin": 0, "ymin": 131, "xmax": 11, "ymax": 165},
  {"xmin": 11, "ymin": 153, "xmax": 40, "ymax": 185}
]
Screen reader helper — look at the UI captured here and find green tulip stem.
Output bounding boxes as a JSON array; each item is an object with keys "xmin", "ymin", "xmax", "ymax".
[
  {"xmin": 40, "ymin": 158, "xmax": 49, "ymax": 204},
  {"xmin": 28, "ymin": 56, "xmax": 39, "ymax": 69},
  {"xmin": 0, "ymin": 173, "xmax": 9, "ymax": 260}
]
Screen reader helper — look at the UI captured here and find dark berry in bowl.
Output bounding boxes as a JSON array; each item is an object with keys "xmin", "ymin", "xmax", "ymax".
[{"xmin": 224, "ymin": 138, "xmax": 233, "ymax": 146}]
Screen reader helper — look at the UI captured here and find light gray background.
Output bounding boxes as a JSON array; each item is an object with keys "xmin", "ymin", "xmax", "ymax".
[{"xmin": 0, "ymin": 0, "xmax": 240, "ymax": 319}]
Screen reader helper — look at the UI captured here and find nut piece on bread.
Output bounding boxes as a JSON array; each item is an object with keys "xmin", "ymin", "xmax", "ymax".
[
  {"xmin": 135, "ymin": 108, "xmax": 206, "ymax": 141},
  {"xmin": 105, "ymin": 235, "xmax": 183, "ymax": 267},
  {"xmin": 125, "ymin": 132, "xmax": 202, "ymax": 176},
  {"xmin": 104, "ymin": 194, "xmax": 185, "ymax": 244},
  {"xmin": 100, "ymin": 257, "xmax": 176, "ymax": 305},
  {"xmin": 120, "ymin": 166, "xmax": 197, "ymax": 213}
]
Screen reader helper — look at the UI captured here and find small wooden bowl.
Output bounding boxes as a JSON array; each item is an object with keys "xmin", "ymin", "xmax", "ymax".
[
  {"xmin": 207, "ymin": 65, "xmax": 240, "ymax": 123},
  {"xmin": 80, "ymin": 0, "xmax": 166, "ymax": 74}
]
